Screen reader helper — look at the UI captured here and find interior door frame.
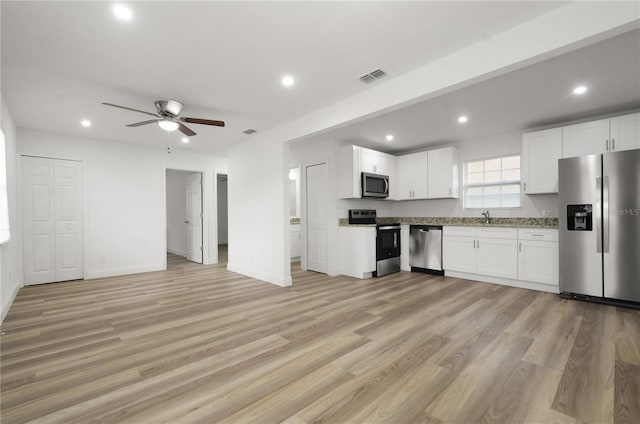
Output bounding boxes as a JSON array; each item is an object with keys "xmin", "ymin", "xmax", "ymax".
[
  {"xmin": 18, "ymin": 153, "xmax": 87, "ymax": 282},
  {"xmin": 163, "ymin": 166, "xmax": 218, "ymax": 269}
]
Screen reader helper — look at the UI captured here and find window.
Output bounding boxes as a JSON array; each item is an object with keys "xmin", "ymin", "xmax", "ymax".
[{"xmin": 464, "ymin": 155, "xmax": 521, "ymax": 209}]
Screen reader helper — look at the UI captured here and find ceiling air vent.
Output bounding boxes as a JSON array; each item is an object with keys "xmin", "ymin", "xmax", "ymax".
[
  {"xmin": 359, "ymin": 69, "xmax": 387, "ymax": 84},
  {"xmin": 243, "ymin": 129, "xmax": 257, "ymax": 135}
]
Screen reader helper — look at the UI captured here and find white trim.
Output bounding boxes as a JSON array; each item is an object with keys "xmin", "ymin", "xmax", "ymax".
[
  {"xmin": 227, "ymin": 262, "xmax": 292, "ymax": 287},
  {"xmin": 445, "ymin": 270, "xmax": 559, "ymax": 294},
  {"xmin": 0, "ymin": 280, "xmax": 21, "ymax": 324},
  {"xmin": 84, "ymin": 263, "xmax": 164, "ymax": 280},
  {"xmin": 167, "ymin": 248, "xmax": 187, "ymax": 257}
]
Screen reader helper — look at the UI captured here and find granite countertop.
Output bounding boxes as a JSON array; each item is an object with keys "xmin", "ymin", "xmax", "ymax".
[{"xmin": 339, "ymin": 216, "xmax": 558, "ymax": 229}]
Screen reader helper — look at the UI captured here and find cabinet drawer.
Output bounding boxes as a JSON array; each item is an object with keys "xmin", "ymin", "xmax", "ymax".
[
  {"xmin": 476, "ymin": 227, "xmax": 517, "ymax": 240},
  {"xmin": 518, "ymin": 228, "xmax": 558, "ymax": 242},
  {"xmin": 444, "ymin": 226, "xmax": 476, "ymax": 237}
]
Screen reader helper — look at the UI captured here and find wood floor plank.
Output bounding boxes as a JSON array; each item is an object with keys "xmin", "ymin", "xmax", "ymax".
[{"xmin": 0, "ymin": 254, "xmax": 638, "ymax": 424}]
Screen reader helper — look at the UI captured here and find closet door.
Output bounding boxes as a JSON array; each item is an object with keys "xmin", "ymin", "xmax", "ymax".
[
  {"xmin": 22, "ymin": 157, "xmax": 56, "ymax": 284},
  {"xmin": 54, "ymin": 160, "xmax": 83, "ymax": 281},
  {"xmin": 22, "ymin": 156, "xmax": 83, "ymax": 285}
]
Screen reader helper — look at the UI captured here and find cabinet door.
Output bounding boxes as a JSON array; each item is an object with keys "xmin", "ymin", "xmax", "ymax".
[
  {"xmin": 443, "ymin": 236, "xmax": 476, "ymax": 273},
  {"xmin": 290, "ymin": 227, "xmax": 301, "ymax": 258},
  {"xmin": 412, "ymin": 151, "xmax": 430, "ymax": 199},
  {"xmin": 361, "ymin": 148, "xmax": 377, "ymax": 173},
  {"xmin": 428, "ymin": 147, "xmax": 459, "ymax": 198},
  {"xmin": 522, "ymin": 128, "xmax": 562, "ymax": 194},
  {"xmin": 610, "ymin": 113, "xmax": 640, "ymax": 152},
  {"xmin": 518, "ymin": 240, "xmax": 558, "ymax": 285},
  {"xmin": 476, "ymin": 238, "xmax": 518, "ymax": 279},
  {"xmin": 562, "ymin": 119, "xmax": 609, "ymax": 158},
  {"xmin": 396, "ymin": 155, "xmax": 414, "ymax": 200}
]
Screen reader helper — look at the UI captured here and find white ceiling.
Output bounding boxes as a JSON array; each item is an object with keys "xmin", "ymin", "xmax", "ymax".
[
  {"xmin": 305, "ymin": 28, "xmax": 640, "ymax": 154},
  {"xmin": 1, "ymin": 1, "xmax": 571, "ymax": 155}
]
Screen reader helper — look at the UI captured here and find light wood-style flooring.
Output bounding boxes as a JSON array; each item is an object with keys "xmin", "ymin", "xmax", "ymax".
[{"xmin": 1, "ymin": 255, "xmax": 639, "ymax": 423}]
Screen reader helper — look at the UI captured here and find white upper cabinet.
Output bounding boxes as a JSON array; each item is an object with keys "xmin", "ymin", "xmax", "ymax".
[
  {"xmin": 427, "ymin": 146, "xmax": 459, "ymax": 199},
  {"xmin": 562, "ymin": 118, "xmax": 610, "ymax": 158},
  {"xmin": 521, "ymin": 128, "xmax": 562, "ymax": 194},
  {"xmin": 396, "ymin": 151, "xmax": 428, "ymax": 200},
  {"xmin": 338, "ymin": 145, "xmax": 397, "ymax": 199},
  {"xmin": 610, "ymin": 112, "xmax": 640, "ymax": 152}
]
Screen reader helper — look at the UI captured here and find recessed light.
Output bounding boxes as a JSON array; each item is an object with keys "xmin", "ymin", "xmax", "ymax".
[
  {"xmin": 113, "ymin": 4, "xmax": 133, "ymax": 21},
  {"xmin": 81, "ymin": 119, "xmax": 91, "ymax": 127},
  {"xmin": 385, "ymin": 134, "xmax": 394, "ymax": 142},
  {"xmin": 281, "ymin": 75, "xmax": 295, "ymax": 87},
  {"xmin": 181, "ymin": 137, "xmax": 189, "ymax": 143},
  {"xmin": 573, "ymin": 85, "xmax": 587, "ymax": 95},
  {"xmin": 458, "ymin": 115, "xmax": 468, "ymax": 123}
]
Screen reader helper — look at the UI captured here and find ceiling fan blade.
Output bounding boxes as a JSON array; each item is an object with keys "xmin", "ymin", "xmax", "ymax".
[
  {"xmin": 126, "ymin": 119, "xmax": 158, "ymax": 127},
  {"xmin": 182, "ymin": 117, "xmax": 225, "ymax": 127},
  {"xmin": 102, "ymin": 102, "xmax": 159, "ymax": 117},
  {"xmin": 178, "ymin": 123, "xmax": 197, "ymax": 137}
]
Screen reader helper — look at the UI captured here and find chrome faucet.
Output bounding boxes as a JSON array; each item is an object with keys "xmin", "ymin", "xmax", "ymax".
[{"xmin": 481, "ymin": 210, "xmax": 491, "ymax": 224}]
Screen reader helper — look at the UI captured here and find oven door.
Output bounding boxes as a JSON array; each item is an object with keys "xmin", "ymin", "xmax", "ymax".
[
  {"xmin": 362, "ymin": 173, "xmax": 389, "ymax": 198},
  {"xmin": 377, "ymin": 226, "xmax": 401, "ymax": 260}
]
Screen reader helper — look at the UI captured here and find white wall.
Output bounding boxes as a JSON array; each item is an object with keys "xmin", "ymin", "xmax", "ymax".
[
  {"xmin": 392, "ymin": 131, "xmax": 558, "ymax": 218},
  {"xmin": 226, "ymin": 3, "xmax": 637, "ymax": 287},
  {"xmin": 228, "ymin": 137, "xmax": 291, "ymax": 286},
  {"xmin": 1, "ymin": 96, "xmax": 22, "ymax": 323},
  {"xmin": 166, "ymin": 169, "xmax": 189, "ymax": 257},
  {"xmin": 217, "ymin": 175, "xmax": 228, "ymax": 245},
  {"xmin": 17, "ymin": 128, "xmax": 227, "ymax": 279}
]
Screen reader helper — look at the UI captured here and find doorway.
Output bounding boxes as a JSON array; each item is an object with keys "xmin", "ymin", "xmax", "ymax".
[
  {"xmin": 216, "ymin": 174, "xmax": 228, "ymax": 264},
  {"xmin": 166, "ymin": 169, "xmax": 203, "ymax": 264},
  {"xmin": 306, "ymin": 163, "xmax": 328, "ymax": 274}
]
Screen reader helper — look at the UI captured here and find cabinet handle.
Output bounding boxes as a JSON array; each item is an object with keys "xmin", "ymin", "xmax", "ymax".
[
  {"xmin": 523, "ymin": 182, "xmax": 527, "ymax": 192},
  {"xmin": 519, "ymin": 242, "xmax": 522, "ymax": 252},
  {"xmin": 477, "ymin": 239, "xmax": 480, "ymax": 249},
  {"xmin": 606, "ymin": 139, "xmax": 610, "ymax": 151},
  {"xmin": 448, "ymin": 187, "xmax": 451, "ymax": 195},
  {"xmin": 612, "ymin": 138, "xmax": 615, "ymax": 151}
]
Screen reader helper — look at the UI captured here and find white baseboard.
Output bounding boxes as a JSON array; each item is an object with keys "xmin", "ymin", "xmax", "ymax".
[
  {"xmin": 85, "ymin": 264, "xmax": 165, "ymax": 280},
  {"xmin": 226, "ymin": 263, "xmax": 292, "ymax": 287},
  {"xmin": 167, "ymin": 248, "xmax": 187, "ymax": 257},
  {"xmin": 1, "ymin": 280, "xmax": 22, "ymax": 324},
  {"xmin": 445, "ymin": 270, "xmax": 559, "ymax": 294}
]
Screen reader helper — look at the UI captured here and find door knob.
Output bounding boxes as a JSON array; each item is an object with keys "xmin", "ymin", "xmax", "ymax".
[{"xmin": 185, "ymin": 220, "xmax": 189, "ymax": 224}]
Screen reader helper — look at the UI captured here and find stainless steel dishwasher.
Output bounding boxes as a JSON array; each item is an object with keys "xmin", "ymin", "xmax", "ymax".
[{"xmin": 409, "ymin": 225, "xmax": 444, "ymax": 275}]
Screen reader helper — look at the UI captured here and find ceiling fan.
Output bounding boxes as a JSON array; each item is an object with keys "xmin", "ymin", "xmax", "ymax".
[{"xmin": 102, "ymin": 99, "xmax": 225, "ymax": 137}]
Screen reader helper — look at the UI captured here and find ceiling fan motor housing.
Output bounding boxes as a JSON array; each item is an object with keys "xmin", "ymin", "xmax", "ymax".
[{"xmin": 155, "ymin": 99, "xmax": 183, "ymax": 117}]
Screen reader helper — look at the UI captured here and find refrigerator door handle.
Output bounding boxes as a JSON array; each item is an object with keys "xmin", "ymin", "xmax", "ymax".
[
  {"xmin": 603, "ymin": 176, "xmax": 610, "ymax": 253},
  {"xmin": 596, "ymin": 176, "xmax": 602, "ymax": 253}
]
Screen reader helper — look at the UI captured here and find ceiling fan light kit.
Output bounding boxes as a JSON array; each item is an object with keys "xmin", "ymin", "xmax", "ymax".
[{"xmin": 102, "ymin": 99, "xmax": 225, "ymax": 137}]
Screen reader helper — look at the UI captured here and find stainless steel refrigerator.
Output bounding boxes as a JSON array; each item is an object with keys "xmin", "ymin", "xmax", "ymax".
[{"xmin": 559, "ymin": 149, "xmax": 640, "ymax": 305}]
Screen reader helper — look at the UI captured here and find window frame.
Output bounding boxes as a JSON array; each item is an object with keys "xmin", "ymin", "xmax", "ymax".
[{"xmin": 463, "ymin": 153, "xmax": 522, "ymax": 210}]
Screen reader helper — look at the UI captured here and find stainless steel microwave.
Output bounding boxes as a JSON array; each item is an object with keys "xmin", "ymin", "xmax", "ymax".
[{"xmin": 361, "ymin": 172, "xmax": 389, "ymax": 198}]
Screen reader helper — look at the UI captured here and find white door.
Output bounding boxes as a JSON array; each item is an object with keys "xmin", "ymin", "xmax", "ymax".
[
  {"xmin": 306, "ymin": 163, "xmax": 328, "ymax": 274},
  {"xmin": 428, "ymin": 147, "xmax": 454, "ymax": 198},
  {"xmin": 521, "ymin": 128, "xmax": 562, "ymax": 194},
  {"xmin": 22, "ymin": 156, "xmax": 83, "ymax": 285},
  {"xmin": 413, "ymin": 151, "xmax": 429, "ymax": 199},
  {"xmin": 186, "ymin": 173, "xmax": 203, "ymax": 263},
  {"xmin": 443, "ymin": 236, "xmax": 476, "ymax": 273},
  {"xmin": 518, "ymin": 240, "xmax": 559, "ymax": 285},
  {"xmin": 54, "ymin": 160, "xmax": 83, "ymax": 282}
]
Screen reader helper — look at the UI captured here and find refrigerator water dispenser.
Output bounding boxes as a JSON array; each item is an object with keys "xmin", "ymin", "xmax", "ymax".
[{"xmin": 567, "ymin": 204, "xmax": 592, "ymax": 231}]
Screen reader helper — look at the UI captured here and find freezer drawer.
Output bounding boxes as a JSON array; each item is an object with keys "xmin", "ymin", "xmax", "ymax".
[{"xmin": 410, "ymin": 225, "xmax": 443, "ymax": 274}]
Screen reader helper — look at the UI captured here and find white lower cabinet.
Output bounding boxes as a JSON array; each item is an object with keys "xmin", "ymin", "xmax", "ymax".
[
  {"xmin": 517, "ymin": 229, "xmax": 559, "ymax": 285},
  {"xmin": 290, "ymin": 224, "xmax": 301, "ymax": 258},
  {"xmin": 443, "ymin": 226, "xmax": 559, "ymax": 292},
  {"xmin": 443, "ymin": 227, "xmax": 517, "ymax": 279},
  {"xmin": 339, "ymin": 226, "xmax": 376, "ymax": 279},
  {"xmin": 476, "ymin": 238, "xmax": 518, "ymax": 279}
]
